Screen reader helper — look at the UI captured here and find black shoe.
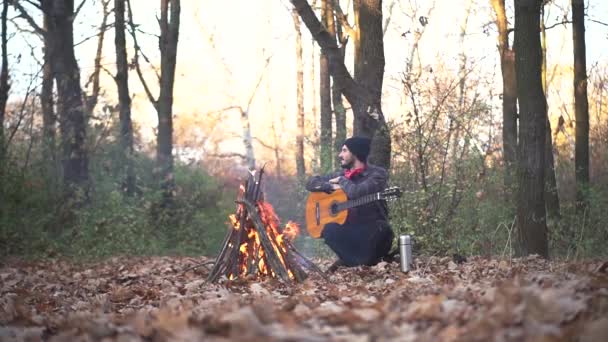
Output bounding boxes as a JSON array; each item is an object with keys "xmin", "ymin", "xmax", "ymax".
[
  {"xmin": 381, "ymin": 249, "xmax": 400, "ymax": 263},
  {"xmin": 327, "ymin": 259, "xmax": 345, "ymax": 273}
]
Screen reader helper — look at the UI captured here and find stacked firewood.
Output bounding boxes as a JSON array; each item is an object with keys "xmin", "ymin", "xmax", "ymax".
[{"xmin": 207, "ymin": 167, "xmax": 324, "ymax": 283}]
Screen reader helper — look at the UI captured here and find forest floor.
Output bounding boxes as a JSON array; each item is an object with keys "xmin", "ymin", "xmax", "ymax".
[{"xmin": 1, "ymin": 255, "xmax": 607, "ymax": 341}]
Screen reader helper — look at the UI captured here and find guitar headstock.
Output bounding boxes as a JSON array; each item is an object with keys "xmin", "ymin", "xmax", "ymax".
[{"xmin": 380, "ymin": 186, "xmax": 402, "ymax": 201}]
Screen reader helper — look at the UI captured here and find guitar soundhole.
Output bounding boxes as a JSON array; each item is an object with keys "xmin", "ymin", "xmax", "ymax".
[{"xmin": 330, "ymin": 202, "xmax": 338, "ymax": 215}]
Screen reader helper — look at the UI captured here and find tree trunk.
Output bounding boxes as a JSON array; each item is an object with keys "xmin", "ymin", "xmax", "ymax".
[
  {"xmin": 41, "ymin": 21, "xmax": 56, "ymax": 165},
  {"xmin": 572, "ymin": 0, "xmax": 589, "ymax": 212},
  {"xmin": 319, "ymin": 0, "xmax": 333, "ymax": 172},
  {"xmin": 514, "ymin": 0, "xmax": 548, "ymax": 258},
  {"xmin": 352, "ymin": 0, "xmax": 391, "ymax": 168},
  {"xmin": 333, "ymin": 6, "xmax": 347, "ymax": 167},
  {"xmin": 240, "ymin": 108, "xmax": 256, "ymax": 170},
  {"xmin": 156, "ymin": 0, "xmax": 180, "ymax": 195},
  {"xmin": 0, "ymin": 0, "xmax": 8, "ymax": 163},
  {"xmin": 539, "ymin": 6, "xmax": 560, "ymax": 221},
  {"xmin": 44, "ymin": 0, "xmax": 90, "ymax": 198},
  {"xmin": 291, "ymin": 9, "xmax": 306, "ymax": 179},
  {"xmin": 115, "ymin": 0, "xmax": 136, "ymax": 195},
  {"xmin": 85, "ymin": 0, "xmax": 111, "ymax": 120},
  {"xmin": 271, "ymin": 118, "xmax": 283, "ymax": 178},
  {"xmin": 491, "ymin": 0, "xmax": 518, "ymax": 200},
  {"xmin": 544, "ymin": 119, "xmax": 560, "ymax": 220},
  {"xmin": 310, "ymin": 0, "xmax": 319, "ymax": 172},
  {"xmin": 291, "ymin": 0, "xmax": 391, "ymax": 169}
]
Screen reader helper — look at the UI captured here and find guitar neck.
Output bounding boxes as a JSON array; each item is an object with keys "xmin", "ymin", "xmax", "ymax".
[{"xmin": 335, "ymin": 192, "xmax": 382, "ymax": 212}]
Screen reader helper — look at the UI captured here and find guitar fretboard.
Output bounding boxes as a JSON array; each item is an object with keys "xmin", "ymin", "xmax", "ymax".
[{"xmin": 335, "ymin": 192, "xmax": 383, "ymax": 212}]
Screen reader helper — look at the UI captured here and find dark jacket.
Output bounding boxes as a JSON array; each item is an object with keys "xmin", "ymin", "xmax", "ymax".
[{"xmin": 305, "ymin": 164, "xmax": 389, "ymax": 224}]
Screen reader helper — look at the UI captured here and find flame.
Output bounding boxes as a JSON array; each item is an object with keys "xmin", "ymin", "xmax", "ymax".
[
  {"xmin": 283, "ymin": 221, "xmax": 300, "ymax": 241},
  {"xmin": 227, "ymin": 200, "xmax": 300, "ymax": 281}
]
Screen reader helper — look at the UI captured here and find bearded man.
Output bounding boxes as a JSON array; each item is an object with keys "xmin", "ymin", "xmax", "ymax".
[{"xmin": 306, "ymin": 137, "xmax": 394, "ymax": 271}]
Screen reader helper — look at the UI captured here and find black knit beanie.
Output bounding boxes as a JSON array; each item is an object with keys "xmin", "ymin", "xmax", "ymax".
[{"xmin": 343, "ymin": 136, "xmax": 371, "ymax": 163}]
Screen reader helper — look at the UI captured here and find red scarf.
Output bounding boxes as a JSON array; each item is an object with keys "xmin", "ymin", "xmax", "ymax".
[{"xmin": 344, "ymin": 166, "xmax": 366, "ymax": 179}]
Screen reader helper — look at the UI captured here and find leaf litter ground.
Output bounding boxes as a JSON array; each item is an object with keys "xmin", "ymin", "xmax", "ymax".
[{"xmin": 1, "ymin": 255, "xmax": 607, "ymax": 341}]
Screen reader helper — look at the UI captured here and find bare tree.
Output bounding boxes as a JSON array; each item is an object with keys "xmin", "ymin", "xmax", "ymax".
[
  {"xmin": 539, "ymin": 3, "xmax": 560, "ymax": 221},
  {"xmin": 514, "ymin": 0, "xmax": 548, "ymax": 258},
  {"xmin": 291, "ymin": 8, "xmax": 306, "ymax": 179},
  {"xmin": 0, "ymin": 0, "xmax": 9, "ymax": 163},
  {"xmin": 319, "ymin": 0, "xmax": 333, "ymax": 172},
  {"xmin": 41, "ymin": 11, "xmax": 56, "ymax": 174},
  {"xmin": 291, "ymin": 0, "xmax": 391, "ymax": 168},
  {"xmin": 84, "ymin": 0, "xmax": 112, "ymax": 120},
  {"xmin": 352, "ymin": 0, "xmax": 391, "ymax": 168},
  {"xmin": 114, "ymin": 0, "xmax": 136, "ymax": 195},
  {"xmin": 127, "ymin": 0, "xmax": 180, "ymax": 198},
  {"xmin": 40, "ymin": 0, "xmax": 90, "ymax": 198},
  {"xmin": 491, "ymin": 0, "xmax": 518, "ymax": 198},
  {"xmin": 572, "ymin": 0, "xmax": 589, "ymax": 211},
  {"xmin": 332, "ymin": 0, "xmax": 347, "ymax": 168}
]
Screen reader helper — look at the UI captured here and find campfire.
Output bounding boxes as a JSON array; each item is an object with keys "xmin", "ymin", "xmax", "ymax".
[{"xmin": 207, "ymin": 167, "xmax": 324, "ymax": 283}]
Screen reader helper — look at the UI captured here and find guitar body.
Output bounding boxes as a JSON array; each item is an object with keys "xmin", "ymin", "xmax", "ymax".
[{"xmin": 305, "ymin": 189, "xmax": 348, "ymax": 238}]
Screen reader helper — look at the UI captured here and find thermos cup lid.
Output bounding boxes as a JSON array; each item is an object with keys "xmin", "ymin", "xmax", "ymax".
[{"xmin": 399, "ymin": 235, "xmax": 411, "ymax": 244}]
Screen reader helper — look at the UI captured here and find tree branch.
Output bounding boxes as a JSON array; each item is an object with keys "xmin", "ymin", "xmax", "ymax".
[
  {"xmin": 383, "ymin": 0, "xmax": 397, "ymax": 37},
  {"xmin": 207, "ymin": 152, "xmax": 247, "ymax": 160},
  {"xmin": 332, "ymin": 0, "xmax": 356, "ymax": 40},
  {"xmin": 588, "ymin": 18, "xmax": 608, "ymax": 27},
  {"xmin": 10, "ymin": 0, "xmax": 45, "ymax": 37},
  {"xmin": 544, "ymin": 19, "xmax": 571, "ymax": 30},
  {"xmin": 74, "ymin": 22, "xmax": 114, "ymax": 47},
  {"xmin": 245, "ymin": 55, "xmax": 273, "ymax": 112},
  {"xmin": 252, "ymin": 137, "xmax": 275, "ymax": 150},
  {"xmin": 24, "ymin": 1, "xmax": 40, "ymax": 10},
  {"xmin": 74, "ymin": 0, "xmax": 88, "ymax": 20},
  {"xmin": 290, "ymin": 0, "xmax": 369, "ymax": 109},
  {"xmin": 126, "ymin": 0, "xmax": 157, "ymax": 107}
]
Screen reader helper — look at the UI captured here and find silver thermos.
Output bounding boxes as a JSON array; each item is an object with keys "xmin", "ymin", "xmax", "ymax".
[{"xmin": 399, "ymin": 235, "xmax": 412, "ymax": 272}]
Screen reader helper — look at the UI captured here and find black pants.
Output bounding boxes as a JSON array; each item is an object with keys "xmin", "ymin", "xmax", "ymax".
[{"xmin": 321, "ymin": 220, "xmax": 394, "ymax": 267}]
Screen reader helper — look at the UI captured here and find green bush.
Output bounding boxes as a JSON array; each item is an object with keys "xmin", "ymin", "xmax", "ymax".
[{"xmin": 0, "ymin": 141, "xmax": 234, "ymax": 260}]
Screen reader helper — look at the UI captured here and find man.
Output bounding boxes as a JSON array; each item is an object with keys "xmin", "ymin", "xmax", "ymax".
[{"xmin": 306, "ymin": 136, "xmax": 394, "ymax": 271}]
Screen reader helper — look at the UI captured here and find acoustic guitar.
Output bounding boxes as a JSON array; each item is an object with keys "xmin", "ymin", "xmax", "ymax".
[{"xmin": 305, "ymin": 187, "xmax": 402, "ymax": 238}]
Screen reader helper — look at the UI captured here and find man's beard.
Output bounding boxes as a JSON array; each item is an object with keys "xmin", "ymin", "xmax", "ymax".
[{"xmin": 340, "ymin": 159, "xmax": 353, "ymax": 169}]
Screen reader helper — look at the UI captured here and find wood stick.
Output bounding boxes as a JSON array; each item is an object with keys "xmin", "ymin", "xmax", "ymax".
[
  {"xmin": 237, "ymin": 199, "xmax": 291, "ymax": 282},
  {"xmin": 285, "ymin": 240, "xmax": 327, "ymax": 279},
  {"xmin": 207, "ymin": 224, "xmax": 235, "ymax": 282}
]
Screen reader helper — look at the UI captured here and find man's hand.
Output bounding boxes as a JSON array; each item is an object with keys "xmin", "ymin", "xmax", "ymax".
[{"xmin": 329, "ymin": 176, "xmax": 341, "ymax": 184}]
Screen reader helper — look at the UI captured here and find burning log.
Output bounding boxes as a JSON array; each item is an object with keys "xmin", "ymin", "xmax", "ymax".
[{"xmin": 208, "ymin": 167, "xmax": 324, "ymax": 283}]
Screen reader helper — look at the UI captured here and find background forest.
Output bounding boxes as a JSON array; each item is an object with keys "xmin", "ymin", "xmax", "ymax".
[{"xmin": 1, "ymin": 0, "xmax": 607, "ymax": 261}]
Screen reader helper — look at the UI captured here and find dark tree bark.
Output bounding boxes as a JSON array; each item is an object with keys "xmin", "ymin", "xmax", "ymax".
[
  {"xmin": 156, "ymin": 0, "xmax": 180, "ymax": 195},
  {"xmin": 352, "ymin": 0, "xmax": 390, "ymax": 168},
  {"xmin": 514, "ymin": 0, "xmax": 548, "ymax": 258},
  {"xmin": 115, "ymin": 0, "xmax": 136, "ymax": 195},
  {"xmin": 332, "ymin": 4, "xmax": 347, "ymax": 168},
  {"xmin": 43, "ymin": 0, "xmax": 90, "ymax": 198},
  {"xmin": 291, "ymin": 8, "xmax": 306, "ymax": 180},
  {"xmin": 491, "ymin": 0, "xmax": 518, "ymax": 199},
  {"xmin": 309, "ymin": 0, "xmax": 318, "ymax": 171},
  {"xmin": 11, "ymin": 0, "xmax": 58, "ymax": 185},
  {"xmin": 544, "ymin": 119, "xmax": 560, "ymax": 220},
  {"xmin": 539, "ymin": 6, "xmax": 560, "ymax": 221},
  {"xmin": 127, "ymin": 0, "xmax": 180, "ymax": 198},
  {"xmin": 572, "ymin": 0, "xmax": 589, "ymax": 212},
  {"xmin": 319, "ymin": 0, "xmax": 333, "ymax": 172},
  {"xmin": 0, "ymin": 0, "xmax": 8, "ymax": 162},
  {"xmin": 291, "ymin": 0, "xmax": 391, "ymax": 169},
  {"xmin": 84, "ymin": 0, "xmax": 111, "ymax": 120},
  {"xmin": 41, "ymin": 16, "xmax": 56, "ymax": 167}
]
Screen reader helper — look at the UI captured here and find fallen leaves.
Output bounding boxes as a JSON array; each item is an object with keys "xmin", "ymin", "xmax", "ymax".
[{"xmin": 0, "ymin": 255, "xmax": 606, "ymax": 341}]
